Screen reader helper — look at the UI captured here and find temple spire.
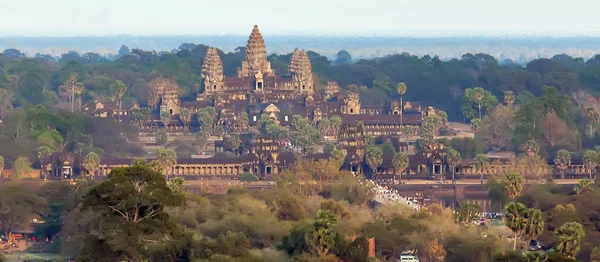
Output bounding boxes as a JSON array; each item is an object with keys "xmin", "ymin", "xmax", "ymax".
[
  {"xmin": 238, "ymin": 25, "xmax": 273, "ymax": 77},
  {"xmin": 201, "ymin": 47, "xmax": 224, "ymax": 93}
]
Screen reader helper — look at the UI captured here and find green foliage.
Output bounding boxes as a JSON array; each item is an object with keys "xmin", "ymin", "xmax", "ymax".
[
  {"xmin": 83, "ymin": 152, "xmax": 101, "ymax": 178},
  {"xmin": 462, "ymin": 87, "xmax": 498, "ymax": 119},
  {"xmin": 0, "ymin": 184, "xmax": 46, "ymax": 242},
  {"xmin": 11, "ymin": 156, "xmax": 33, "ymax": 180},
  {"xmin": 290, "ymin": 115, "xmax": 322, "ymax": 154},
  {"xmin": 392, "ymin": 152, "xmax": 409, "ymax": 176},
  {"xmin": 239, "ymin": 172, "xmax": 259, "ymax": 182},
  {"xmin": 555, "ymin": 222, "xmax": 585, "ymax": 258},
  {"xmin": 364, "ymin": 145, "xmax": 383, "ymax": 174},
  {"xmin": 156, "ymin": 129, "xmax": 168, "ymax": 145},
  {"xmin": 79, "ymin": 166, "xmax": 186, "ymax": 261}
]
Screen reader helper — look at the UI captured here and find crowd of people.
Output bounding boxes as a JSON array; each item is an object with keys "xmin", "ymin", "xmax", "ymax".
[{"xmin": 351, "ymin": 172, "xmax": 423, "ymax": 210}]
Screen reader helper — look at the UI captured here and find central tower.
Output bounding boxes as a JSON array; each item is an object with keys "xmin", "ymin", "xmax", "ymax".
[{"xmin": 238, "ymin": 25, "xmax": 274, "ymax": 78}]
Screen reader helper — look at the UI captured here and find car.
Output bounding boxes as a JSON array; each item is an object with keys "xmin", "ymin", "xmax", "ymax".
[{"xmin": 529, "ymin": 240, "xmax": 542, "ymax": 251}]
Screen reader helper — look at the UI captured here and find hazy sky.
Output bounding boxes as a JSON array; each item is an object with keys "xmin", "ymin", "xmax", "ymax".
[{"xmin": 1, "ymin": 0, "xmax": 599, "ymax": 37}]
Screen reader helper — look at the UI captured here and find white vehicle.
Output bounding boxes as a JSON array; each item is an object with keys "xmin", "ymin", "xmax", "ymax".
[{"xmin": 398, "ymin": 255, "xmax": 419, "ymax": 262}]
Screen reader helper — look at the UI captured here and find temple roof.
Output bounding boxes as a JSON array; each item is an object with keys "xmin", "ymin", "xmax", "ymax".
[{"xmin": 201, "ymin": 47, "xmax": 224, "ymax": 82}]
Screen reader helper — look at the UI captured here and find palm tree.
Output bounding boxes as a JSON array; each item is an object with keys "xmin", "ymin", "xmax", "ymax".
[
  {"xmin": 74, "ymin": 82, "xmax": 84, "ymax": 112},
  {"xmin": 504, "ymin": 202, "xmax": 528, "ymax": 250},
  {"xmin": 554, "ymin": 150, "xmax": 572, "ymax": 179},
  {"xmin": 475, "ymin": 89, "xmax": 484, "ymax": 120},
  {"xmin": 475, "ymin": 154, "xmax": 489, "ymax": 184},
  {"xmin": 0, "ymin": 155, "xmax": 4, "ymax": 180},
  {"xmin": 583, "ymin": 150, "xmax": 599, "ymax": 179},
  {"xmin": 586, "ymin": 107, "xmax": 597, "ymax": 137},
  {"xmin": 574, "ymin": 179, "xmax": 594, "ymax": 195},
  {"xmin": 180, "ymin": 108, "xmax": 192, "ymax": 129},
  {"xmin": 470, "ymin": 118, "xmax": 481, "ymax": 131},
  {"xmin": 365, "ymin": 145, "xmax": 383, "ymax": 178},
  {"xmin": 504, "ymin": 91, "xmax": 515, "ymax": 107},
  {"xmin": 317, "ymin": 118, "xmax": 331, "ymax": 136},
  {"xmin": 160, "ymin": 110, "xmax": 172, "ymax": 129},
  {"xmin": 446, "ymin": 149, "xmax": 462, "ymax": 184},
  {"xmin": 156, "ymin": 148, "xmax": 177, "ymax": 179},
  {"xmin": 523, "ymin": 208, "xmax": 544, "ymax": 241},
  {"xmin": 521, "ymin": 139, "xmax": 540, "ymax": 157},
  {"xmin": 392, "ymin": 152, "xmax": 409, "ymax": 182},
  {"xmin": 555, "ymin": 222, "xmax": 585, "ymax": 258},
  {"xmin": 397, "ymin": 82, "xmax": 407, "ymax": 125},
  {"xmin": 83, "ymin": 152, "xmax": 101, "ymax": 180},
  {"xmin": 505, "ymin": 172, "xmax": 524, "ymax": 199}
]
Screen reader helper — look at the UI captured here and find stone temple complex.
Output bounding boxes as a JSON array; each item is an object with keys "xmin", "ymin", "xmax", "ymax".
[{"xmin": 65, "ymin": 25, "xmax": 459, "ymax": 180}]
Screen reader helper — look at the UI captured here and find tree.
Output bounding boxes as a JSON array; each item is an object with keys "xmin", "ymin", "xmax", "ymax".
[
  {"xmin": 160, "ymin": 110, "xmax": 172, "ymax": 128},
  {"xmin": 131, "ymin": 158, "xmax": 147, "ymax": 166},
  {"xmin": 523, "ymin": 208, "xmax": 544, "ymax": 241},
  {"xmin": 0, "ymin": 89, "xmax": 14, "ymax": 119},
  {"xmin": 504, "ymin": 90, "xmax": 515, "ymax": 106},
  {"xmin": 475, "ymin": 154, "xmax": 489, "ymax": 184},
  {"xmin": 574, "ymin": 179, "xmax": 594, "ymax": 195},
  {"xmin": 168, "ymin": 177, "xmax": 185, "ymax": 194},
  {"xmin": 11, "ymin": 156, "xmax": 33, "ymax": 180},
  {"xmin": 196, "ymin": 130, "xmax": 209, "ymax": 149},
  {"xmin": 83, "ymin": 152, "xmax": 101, "ymax": 180},
  {"xmin": 476, "ymin": 105, "xmax": 515, "ymax": 151},
  {"xmin": 0, "ymin": 185, "xmax": 46, "ymax": 243},
  {"xmin": 79, "ymin": 166, "xmax": 186, "ymax": 261},
  {"xmin": 179, "ymin": 108, "xmax": 192, "ymax": 129},
  {"xmin": 397, "ymin": 82, "xmax": 407, "ymax": 125},
  {"xmin": 392, "ymin": 152, "xmax": 409, "ymax": 181},
  {"xmin": 290, "ymin": 115, "xmax": 322, "ymax": 154},
  {"xmin": 554, "ymin": 150, "xmax": 572, "ymax": 179},
  {"xmin": 462, "ymin": 87, "xmax": 498, "ymax": 120},
  {"xmin": 590, "ymin": 247, "xmax": 600, "ymax": 262},
  {"xmin": 365, "ymin": 145, "xmax": 383, "ymax": 178},
  {"xmin": 541, "ymin": 111, "xmax": 575, "ymax": 149},
  {"xmin": 555, "ymin": 222, "xmax": 585, "ymax": 258},
  {"xmin": 156, "ymin": 130, "xmax": 168, "ymax": 146},
  {"xmin": 329, "ymin": 149, "xmax": 346, "ymax": 167},
  {"xmin": 454, "ymin": 201, "xmax": 481, "ymax": 225},
  {"xmin": 470, "ymin": 118, "xmax": 481, "ymax": 131},
  {"xmin": 311, "ymin": 210, "xmax": 338, "ymax": 258},
  {"xmin": 197, "ymin": 106, "xmax": 217, "ymax": 131},
  {"xmin": 446, "ymin": 149, "xmax": 461, "ymax": 184},
  {"xmin": 505, "ymin": 172, "xmax": 524, "ymax": 199},
  {"xmin": 74, "ymin": 82, "xmax": 85, "ymax": 112},
  {"xmin": 504, "ymin": 202, "xmax": 528, "ymax": 250},
  {"xmin": 37, "ymin": 145, "xmax": 53, "ymax": 163},
  {"xmin": 583, "ymin": 150, "xmax": 599, "ymax": 179},
  {"xmin": 223, "ymin": 133, "xmax": 241, "ymax": 154},
  {"xmin": 113, "ymin": 80, "xmax": 127, "ymax": 109},
  {"xmin": 156, "ymin": 148, "xmax": 177, "ymax": 177}
]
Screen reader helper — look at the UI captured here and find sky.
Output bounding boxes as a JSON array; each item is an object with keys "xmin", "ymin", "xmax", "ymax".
[{"xmin": 1, "ymin": 0, "xmax": 599, "ymax": 37}]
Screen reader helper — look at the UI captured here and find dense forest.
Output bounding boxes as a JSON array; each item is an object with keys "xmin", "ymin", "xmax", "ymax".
[{"xmin": 2, "ymin": 44, "xmax": 600, "ymax": 165}]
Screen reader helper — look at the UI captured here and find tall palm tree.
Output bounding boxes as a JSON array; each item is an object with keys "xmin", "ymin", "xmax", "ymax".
[
  {"xmin": 180, "ymin": 108, "xmax": 192, "ymax": 129},
  {"xmin": 392, "ymin": 152, "xmax": 409, "ymax": 182},
  {"xmin": 365, "ymin": 145, "xmax": 383, "ymax": 179},
  {"xmin": 475, "ymin": 89, "xmax": 484, "ymax": 120},
  {"xmin": 504, "ymin": 202, "xmax": 528, "ymax": 250},
  {"xmin": 554, "ymin": 150, "xmax": 572, "ymax": 179},
  {"xmin": 446, "ymin": 149, "xmax": 461, "ymax": 184},
  {"xmin": 555, "ymin": 222, "xmax": 585, "ymax": 258},
  {"xmin": 523, "ymin": 208, "xmax": 544, "ymax": 241},
  {"xmin": 83, "ymin": 152, "xmax": 101, "ymax": 180},
  {"xmin": 475, "ymin": 154, "xmax": 489, "ymax": 184},
  {"xmin": 156, "ymin": 148, "xmax": 177, "ymax": 179},
  {"xmin": 397, "ymin": 82, "xmax": 407, "ymax": 125},
  {"xmin": 74, "ymin": 82, "xmax": 84, "ymax": 112},
  {"xmin": 505, "ymin": 172, "xmax": 524, "ymax": 199},
  {"xmin": 160, "ymin": 110, "xmax": 172, "ymax": 129},
  {"xmin": 586, "ymin": 107, "xmax": 597, "ymax": 137},
  {"xmin": 504, "ymin": 90, "xmax": 515, "ymax": 107},
  {"xmin": 583, "ymin": 150, "xmax": 599, "ymax": 179}
]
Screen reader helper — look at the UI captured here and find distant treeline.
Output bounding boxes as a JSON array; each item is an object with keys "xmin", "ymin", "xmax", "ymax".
[{"xmin": 2, "ymin": 35, "xmax": 600, "ymax": 62}]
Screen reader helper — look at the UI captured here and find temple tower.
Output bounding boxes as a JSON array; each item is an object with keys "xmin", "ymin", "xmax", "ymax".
[
  {"xmin": 201, "ymin": 47, "xmax": 224, "ymax": 93},
  {"xmin": 341, "ymin": 93, "xmax": 361, "ymax": 114},
  {"xmin": 289, "ymin": 48, "xmax": 313, "ymax": 93},
  {"xmin": 238, "ymin": 25, "xmax": 274, "ymax": 78}
]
